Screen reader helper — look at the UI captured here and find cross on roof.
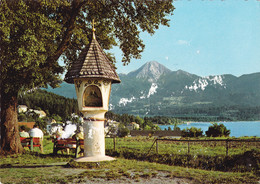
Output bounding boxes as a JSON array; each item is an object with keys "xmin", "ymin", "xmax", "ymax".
[
  {"xmin": 64, "ymin": 18, "xmax": 121, "ymax": 84},
  {"xmin": 91, "ymin": 19, "xmax": 96, "ymax": 32}
]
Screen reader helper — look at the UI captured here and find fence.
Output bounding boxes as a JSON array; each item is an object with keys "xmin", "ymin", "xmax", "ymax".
[
  {"xmin": 150, "ymin": 138, "xmax": 260, "ymax": 156},
  {"xmin": 106, "ymin": 137, "xmax": 260, "ymax": 156}
]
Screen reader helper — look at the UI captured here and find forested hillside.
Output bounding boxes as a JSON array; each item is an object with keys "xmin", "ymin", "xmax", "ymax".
[
  {"xmin": 17, "ymin": 90, "xmax": 183, "ymax": 128},
  {"xmin": 18, "ymin": 89, "xmax": 79, "ymax": 120}
]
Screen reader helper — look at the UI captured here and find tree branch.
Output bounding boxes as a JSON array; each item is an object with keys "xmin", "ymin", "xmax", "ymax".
[{"xmin": 45, "ymin": 0, "xmax": 86, "ymax": 66}]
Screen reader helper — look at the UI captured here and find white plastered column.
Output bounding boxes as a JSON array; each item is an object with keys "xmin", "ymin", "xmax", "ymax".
[{"xmin": 83, "ymin": 120, "xmax": 105, "ymax": 157}]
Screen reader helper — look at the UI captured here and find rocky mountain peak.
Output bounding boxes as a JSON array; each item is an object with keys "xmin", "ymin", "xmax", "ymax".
[{"xmin": 128, "ymin": 61, "xmax": 171, "ymax": 82}]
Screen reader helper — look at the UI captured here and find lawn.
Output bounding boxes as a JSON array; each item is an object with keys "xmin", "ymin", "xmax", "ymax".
[{"xmin": 0, "ymin": 136, "xmax": 259, "ymax": 184}]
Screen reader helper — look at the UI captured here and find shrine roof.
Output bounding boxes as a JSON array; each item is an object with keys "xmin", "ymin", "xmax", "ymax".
[{"xmin": 65, "ymin": 32, "xmax": 120, "ymax": 84}]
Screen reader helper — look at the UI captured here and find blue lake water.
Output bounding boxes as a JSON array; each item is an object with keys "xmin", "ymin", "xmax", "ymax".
[{"xmin": 159, "ymin": 121, "xmax": 260, "ymax": 137}]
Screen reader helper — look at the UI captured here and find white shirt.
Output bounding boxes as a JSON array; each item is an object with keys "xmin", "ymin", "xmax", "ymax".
[{"xmin": 29, "ymin": 128, "xmax": 44, "ymax": 139}]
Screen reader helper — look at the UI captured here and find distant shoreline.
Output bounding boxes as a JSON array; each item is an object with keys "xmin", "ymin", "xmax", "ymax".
[
  {"xmin": 156, "ymin": 120, "xmax": 260, "ymax": 127},
  {"xmin": 174, "ymin": 120, "xmax": 260, "ymax": 125}
]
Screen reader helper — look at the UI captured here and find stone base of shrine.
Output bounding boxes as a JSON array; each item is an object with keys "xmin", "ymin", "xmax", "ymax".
[{"xmin": 74, "ymin": 155, "xmax": 116, "ymax": 162}]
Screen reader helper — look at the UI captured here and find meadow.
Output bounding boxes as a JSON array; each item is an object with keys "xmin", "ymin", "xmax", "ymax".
[{"xmin": 0, "ymin": 136, "xmax": 259, "ymax": 184}]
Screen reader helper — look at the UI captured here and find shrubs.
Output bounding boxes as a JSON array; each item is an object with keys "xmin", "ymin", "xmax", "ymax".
[
  {"xmin": 106, "ymin": 148, "xmax": 260, "ymax": 173},
  {"xmin": 182, "ymin": 127, "xmax": 203, "ymax": 137},
  {"xmin": 117, "ymin": 124, "xmax": 130, "ymax": 137},
  {"xmin": 180, "ymin": 123, "xmax": 230, "ymax": 137},
  {"xmin": 206, "ymin": 123, "xmax": 230, "ymax": 137}
]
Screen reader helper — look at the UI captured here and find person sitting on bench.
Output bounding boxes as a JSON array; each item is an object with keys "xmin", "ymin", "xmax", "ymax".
[
  {"xmin": 29, "ymin": 124, "xmax": 44, "ymax": 153},
  {"xmin": 19, "ymin": 125, "xmax": 30, "ymax": 146}
]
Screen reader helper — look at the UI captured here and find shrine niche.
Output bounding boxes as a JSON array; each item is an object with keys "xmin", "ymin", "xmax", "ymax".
[{"xmin": 83, "ymin": 85, "xmax": 103, "ymax": 107}]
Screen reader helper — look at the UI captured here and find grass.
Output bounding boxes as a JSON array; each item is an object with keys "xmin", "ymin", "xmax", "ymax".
[
  {"xmin": 0, "ymin": 153, "xmax": 259, "ymax": 184},
  {"xmin": 0, "ymin": 136, "xmax": 259, "ymax": 183},
  {"xmin": 106, "ymin": 136, "xmax": 260, "ymax": 156},
  {"xmin": 106, "ymin": 136, "xmax": 260, "ymax": 173}
]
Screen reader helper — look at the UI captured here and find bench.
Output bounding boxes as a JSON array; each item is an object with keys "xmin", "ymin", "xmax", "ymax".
[
  {"xmin": 53, "ymin": 138, "xmax": 84, "ymax": 158},
  {"xmin": 20, "ymin": 137, "xmax": 42, "ymax": 152}
]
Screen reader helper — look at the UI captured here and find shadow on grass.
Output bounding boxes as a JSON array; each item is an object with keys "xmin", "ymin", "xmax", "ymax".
[
  {"xmin": 27, "ymin": 151, "xmax": 75, "ymax": 158},
  {"xmin": 0, "ymin": 152, "xmax": 75, "ymax": 169},
  {"xmin": 0, "ymin": 163, "xmax": 67, "ymax": 169}
]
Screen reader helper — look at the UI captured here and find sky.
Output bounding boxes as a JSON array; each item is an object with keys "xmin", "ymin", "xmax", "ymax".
[{"xmin": 112, "ymin": 0, "xmax": 260, "ymax": 77}]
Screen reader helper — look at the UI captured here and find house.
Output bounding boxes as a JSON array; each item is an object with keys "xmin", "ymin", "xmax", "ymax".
[
  {"xmin": 126, "ymin": 122, "xmax": 140, "ymax": 130},
  {"xmin": 18, "ymin": 105, "xmax": 28, "ymax": 113},
  {"xmin": 33, "ymin": 110, "xmax": 46, "ymax": 118},
  {"xmin": 27, "ymin": 109, "xmax": 46, "ymax": 118}
]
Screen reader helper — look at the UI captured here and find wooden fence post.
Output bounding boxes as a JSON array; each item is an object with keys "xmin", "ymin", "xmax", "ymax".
[
  {"xmin": 188, "ymin": 139, "xmax": 190, "ymax": 154},
  {"xmin": 156, "ymin": 139, "xmax": 158, "ymax": 154},
  {"xmin": 226, "ymin": 139, "xmax": 229, "ymax": 156},
  {"xmin": 113, "ymin": 137, "xmax": 116, "ymax": 151}
]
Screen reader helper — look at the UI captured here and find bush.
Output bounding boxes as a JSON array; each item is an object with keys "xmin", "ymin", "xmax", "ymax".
[
  {"xmin": 206, "ymin": 123, "xmax": 230, "ymax": 137},
  {"xmin": 182, "ymin": 127, "xmax": 203, "ymax": 137},
  {"xmin": 106, "ymin": 148, "xmax": 260, "ymax": 173},
  {"xmin": 117, "ymin": 124, "xmax": 130, "ymax": 137}
]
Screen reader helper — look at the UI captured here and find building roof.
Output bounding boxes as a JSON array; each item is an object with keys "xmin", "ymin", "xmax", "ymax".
[
  {"xmin": 18, "ymin": 122, "xmax": 35, "ymax": 129},
  {"xmin": 64, "ymin": 31, "xmax": 121, "ymax": 84}
]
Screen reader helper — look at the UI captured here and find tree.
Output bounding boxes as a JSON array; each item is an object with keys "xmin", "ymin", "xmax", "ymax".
[
  {"xmin": 117, "ymin": 123, "xmax": 130, "ymax": 138},
  {"xmin": 182, "ymin": 127, "xmax": 203, "ymax": 138},
  {"xmin": 135, "ymin": 116, "xmax": 144, "ymax": 129},
  {"xmin": 0, "ymin": 0, "xmax": 174, "ymax": 154},
  {"xmin": 206, "ymin": 123, "xmax": 230, "ymax": 137}
]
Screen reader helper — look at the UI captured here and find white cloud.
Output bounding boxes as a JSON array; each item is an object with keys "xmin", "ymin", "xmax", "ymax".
[{"xmin": 177, "ymin": 40, "xmax": 190, "ymax": 45}]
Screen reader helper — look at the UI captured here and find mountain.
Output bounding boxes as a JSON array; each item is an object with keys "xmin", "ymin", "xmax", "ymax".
[
  {"xmin": 45, "ymin": 61, "xmax": 260, "ymax": 120},
  {"xmin": 127, "ymin": 61, "xmax": 171, "ymax": 82}
]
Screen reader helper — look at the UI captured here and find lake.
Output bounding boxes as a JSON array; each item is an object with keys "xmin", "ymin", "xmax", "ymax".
[{"xmin": 159, "ymin": 121, "xmax": 260, "ymax": 137}]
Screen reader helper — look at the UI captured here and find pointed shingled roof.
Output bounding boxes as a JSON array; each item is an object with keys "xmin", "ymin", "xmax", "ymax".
[{"xmin": 64, "ymin": 31, "xmax": 121, "ymax": 84}]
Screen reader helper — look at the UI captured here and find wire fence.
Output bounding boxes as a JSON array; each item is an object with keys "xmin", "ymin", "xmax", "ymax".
[{"xmin": 106, "ymin": 137, "xmax": 260, "ymax": 156}]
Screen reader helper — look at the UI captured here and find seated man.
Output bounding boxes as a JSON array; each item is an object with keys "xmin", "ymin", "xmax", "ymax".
[
  {"xmin": 20, "ymin": 125, "xmax": 29, "ymax": 138},
  {"xmin": 29, "ymin": 124, "xmax": 44, "ymax": 153},
  {"xmin": 19, "ymin": 125, "xmax": 30, "ymax": 146}
]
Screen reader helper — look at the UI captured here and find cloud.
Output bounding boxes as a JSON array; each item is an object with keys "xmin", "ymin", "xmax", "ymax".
[
  {"xmin": 165, "ymin": 56, "xmax": 169, "ymax": 60},
  {"xmin": 196, "ymin": 50, "xmax": 200, "ymax": 54},
  {"xmin": 177, "ymin": 40, "xmax": 190, "ymax": 45}
]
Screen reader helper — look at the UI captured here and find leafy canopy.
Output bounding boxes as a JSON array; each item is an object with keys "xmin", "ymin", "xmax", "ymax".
[{"xmin": 0, "ymin": 0, "xmax": 174, "ymax": 93}]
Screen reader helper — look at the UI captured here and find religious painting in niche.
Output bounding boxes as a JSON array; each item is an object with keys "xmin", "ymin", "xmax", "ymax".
[{"xmin": 83, "ymin": 85, "xmax": 103, "ymax": 107}]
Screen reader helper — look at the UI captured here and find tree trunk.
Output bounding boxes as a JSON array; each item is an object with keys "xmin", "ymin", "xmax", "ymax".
[{"xmin": 0, "ymin": 89, "xmax": 24, "ymax": 154}]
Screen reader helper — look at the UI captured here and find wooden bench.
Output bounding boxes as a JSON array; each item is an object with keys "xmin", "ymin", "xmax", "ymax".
[
  {"xmin": 53, "ymin": 138, "xmax": 84, "ymax": 158},
  {"xmin": 20, "ymin": 137, "xmax": 42, "ymax": 152}
]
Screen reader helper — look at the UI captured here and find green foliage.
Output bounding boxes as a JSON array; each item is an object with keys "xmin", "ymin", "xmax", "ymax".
[
  {"xmin": 35, "ymin": 118, "xmax": 47, "ymax": 131},
  {"xmin": 1, "ymin": 0, "xmax": 175, "ymax": 92},
  {"xmin": 18, "ymin": 113, "xmax": 27, "ymax": 122},
  {"xmin": 117, "ymin": 124, "xmax": 130, "ymax": 137},
  {"xmin": 182, "ymin": 127, "xmax": 203, "ymax": 137},
  {"xmin": 206, "ymin": 123, "xmax": 231, "ymax": 137},
  {"xmin": 0, "ymin": 0, "xmax": 65, "ymax": 93},
  {"xmin": 106, "ymin": 111, "xmax": 176, "ymax": 130},
  {"xmin": 18, "ymin": 89, "xmax": 78, "ymax": 121},
  {"xmin": 135, "ymin": 116, "xmax": 144, "ymax": 128},
  {"xmin": 51, "ymin": 114, "xmax": 63, "ymax": 122}
]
